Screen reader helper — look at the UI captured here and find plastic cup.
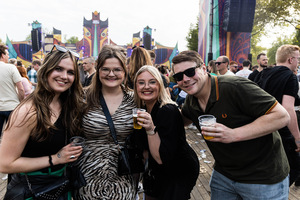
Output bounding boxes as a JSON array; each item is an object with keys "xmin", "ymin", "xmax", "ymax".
[
  {"xmin": 198, "ymin": 115, "xmax": 216, "ymax": 140},
  {"xmin": 70, "ymin": 136, "xmax": 85, "ymax": 147},
  {"xmin": 132, "ymin": 108, "xmax": 146, "ymax": 129}
]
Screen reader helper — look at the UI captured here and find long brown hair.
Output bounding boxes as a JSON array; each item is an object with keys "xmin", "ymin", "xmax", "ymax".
[
  {"xmin": 6, "ymin": 50, "xmax": 84, "ymax": 141},
  {"xmin": 129, "ymin": 47, "xmax": 152, "ymax": 82}
]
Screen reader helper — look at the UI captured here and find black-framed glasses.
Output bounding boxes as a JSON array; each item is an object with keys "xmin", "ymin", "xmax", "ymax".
[
  {"xmin": 215, "ymin": 62, "xmax": 226, "ymax": 65},
  {"xmin": 51, "ymin": 45, "xmax": 80, "ymax": 61},
  {"xmin": 173, "ymin": 65, "xmax": 200, "ymax": 82}
]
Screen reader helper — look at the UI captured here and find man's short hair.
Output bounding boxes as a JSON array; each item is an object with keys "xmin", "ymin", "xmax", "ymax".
[
  {"xmin": 242, "ymin": 59, "xmax": 251, "ymax": 67},
  {"xmin": 32, "ymin": 59, "xmax": 41, "ymax": 66},
  {"xmin": 230, "ymin": 61, "xmax": 238, "ymax": 65},
  {"xmin": 0, "ymin": 44, "xmax": 8, "ymax": 58},
  {"xmin": 8, "ymin": 58, "xmax": 17, "ymax": 65},
  {"xmin": 219, "ymin": 56, "xmax": 229, "ymax": 65},
  {"xmin": 172, "ymin": 50, "xmax": 204, "ymax": 72},
  {"xmin": 84, "ymin": 56, "xmax": 95, "ymax": 64},
  {"xmin": 276, "ymin": 44, "xmax": 300, "ymax": 64},
  {"xmin": 257, "ymin": 52, "xmax": 266, "ymax": 60}
]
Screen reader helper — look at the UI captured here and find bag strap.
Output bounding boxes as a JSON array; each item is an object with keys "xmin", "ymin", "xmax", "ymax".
[{"xmin": 99, "ymin": 91, "xmax": 119, "ymax": 146}]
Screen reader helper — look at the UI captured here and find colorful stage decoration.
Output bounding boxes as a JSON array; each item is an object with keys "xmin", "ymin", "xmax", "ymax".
[
  {"xmin": 5, "ymin": 11, "xmax": 178, "ymax": 68},
  {"xmin": 199, "ymin": 0, "xmax": 255, "ymax": 66}
]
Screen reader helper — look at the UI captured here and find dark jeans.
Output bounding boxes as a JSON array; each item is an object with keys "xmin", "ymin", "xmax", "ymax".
[
  {"xmin": 281, "ymin": 135, "xmax": 300, "ymax": 186},
  {"xmin": 0, "ymin": 110, "xmax": 12, "ymax": 136}
]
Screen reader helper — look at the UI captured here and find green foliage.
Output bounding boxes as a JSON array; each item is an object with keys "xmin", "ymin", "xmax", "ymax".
[
  {"xmin": 251, "ymin": 0, "xmax": 300, "ymax": 54},
  {"xmin": 267, "ymin": 35, "xmax": 294, "ymax": 64},
  {"xmin": 186, "ymin": 22, "xmax": 198, "ymax": 51},
  {"xmin": 65, "ymin": 36, "xmax": 79, "ymax": 44}
]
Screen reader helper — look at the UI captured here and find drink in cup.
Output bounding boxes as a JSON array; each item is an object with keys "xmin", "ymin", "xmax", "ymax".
[
  {"xmin": 198, "ymin": 115, "xmax": 216, "ymax": 140},
  {"xmin": 70, "ymin": 136, "xmax": 85, "ymax": 147},
  {"xmin": 133, "ymin": 108, "xmax": 146, "ymax": 129}
]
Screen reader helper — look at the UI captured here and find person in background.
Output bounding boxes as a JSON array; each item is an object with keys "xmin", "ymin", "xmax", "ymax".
[
  {"xmin": 215, "ymin": 56, "xmax": 235, "ymax": 76},
  {"xmin": 82, "ymin": 56, "xmax": 96, "ymax": 87},
  {"xmin": 248, "ymin": 52, "xmax": 268, "ymax": 81},
  {"xmin": 253, "ymin": 44, "xmax": 300, "ymax": 186},
  {"xmin": 128, "ymin": 46, "xmax": 153, "ymax": 89},
  {"xmin": 148, "ymin": 50, "xmax": 156, "ymax": 66},
  {"xmin": 235, "ymin": 59, "xmax": 253, "ymax": 79},
  {"xmin": 0, "ymin": 45, "xmax": 84, "ymax": 199},
  {"xmin": 0, "ymin": 44, "xmax": 24, "ymax": 137},
  {"xmin": 207, "ymin": 60, "xmax": 219, "ymax": 76},
  {"xmin": 28, "ymin": 59, "xmax": 41, "ymax": 90},
  {"xmin": 8, "ymin": 58, "xmax": 17, "ymax": 66},
  {"xmin": 229, "ymin": 61, "xmax": 238, "ymax": 74},
  {"xmin": 75, "ymin": 45, "xmax": 137, "ymax": 200},
  {"xmin": 134, "ymin": 65, "xmax": 199, "ymax": 200},
  {"xmin": 172, "ymin": 50, "xmax": 290, "ymax": 199},
  {"xmin": 17, "ymin": 63, "xmax": 33, "ymax": 98}
]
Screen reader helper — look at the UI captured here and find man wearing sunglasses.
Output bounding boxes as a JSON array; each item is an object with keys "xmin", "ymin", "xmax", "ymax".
[
  {"xmin": 215, "ymin": 56, "xmax": 235, "ymax": 76},
  {"xmin": 172, "ymin": 50, "xmax": 290, "ymax": 199}
]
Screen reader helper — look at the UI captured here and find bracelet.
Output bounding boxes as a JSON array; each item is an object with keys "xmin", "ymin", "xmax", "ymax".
[
  {"xmin": 48, "ymin": 155, "xmax": 54, "ymax": 168},
  {"xmin": 296, "ymin": 140, "xmax": 300, "ymax": 144},
  {"xmin": 146, "ymin": 127, "xmax": 156, "ymax": 135}
]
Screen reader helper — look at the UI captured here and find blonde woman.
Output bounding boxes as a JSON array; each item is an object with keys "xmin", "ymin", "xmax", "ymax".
[{"xmin": 134, "ymin": 65, "xmax": 199, "ymax": 200}]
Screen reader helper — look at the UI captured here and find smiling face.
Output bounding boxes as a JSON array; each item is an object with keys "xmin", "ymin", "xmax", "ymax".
[
  {"xmin": 136, "ymin": 71, "xmax": 160, "ymax": 105},
  {"xmin": 99, "ymin": 57, "xmax": 125, "ymax": 90},
  {"xmin": 47, "ymin": 57, "xmax": 75, "ymax": 96},
  {"xmin": 173, "ymin": 61, "xmax": 208, "ymax": 97}
]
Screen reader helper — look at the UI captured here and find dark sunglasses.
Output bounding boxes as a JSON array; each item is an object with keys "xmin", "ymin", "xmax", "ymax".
[
  {"xmin": 173, "ymin": 65, "xmax": 200, "ymax": 82},
  {"xmin": 51, "ymin": 45, "xmax": 80, "ymax": 61},
  {"xmin": 132, "ymin": 45, "xmax": 145, "ymax": 50},
  {"xmin": 215, "ymin": 61, "xmax": 226, "ymax": 65}
]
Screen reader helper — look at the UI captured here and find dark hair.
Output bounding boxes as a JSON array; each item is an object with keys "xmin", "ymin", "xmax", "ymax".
[
  {"xmin": 242, "ymin": 59, "xmax": 251, "ymax": 67},
  {"xmin": 32, "ymin": 59, "xmax": 41, "ymax": 66},
  {"xmin": 257, "ymin": 53, "xmax": 266, "ymax": 60},
  {"xmin": 172, "ymin": 50, "xmax": 203, "ymax": 72},
  {"xmin": 148, "ymin": 50, "xmax": 156, "ymax": 59},
  {"xmin": 0, "ymin": 44, "xmax": 8, "ymax": 58},
  {"xmin": 17, "ymin": 60, "xmax": 22, "ymax": 67}
]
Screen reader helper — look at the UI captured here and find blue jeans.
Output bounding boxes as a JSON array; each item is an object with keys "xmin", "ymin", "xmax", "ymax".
[
  {"xmin": 0, "ymin": 110, "xmax": 12, "ymax": 136},
  {"xmin": 210, "ymin": 170, "xmax": 289, "ymax": 200}
]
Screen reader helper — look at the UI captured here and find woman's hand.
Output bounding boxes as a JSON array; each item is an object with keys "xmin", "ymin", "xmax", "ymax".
[
  {"xmin": 53, "ymin": 144, "xmax": 83, "ymax": 165},
  {"xmin": 137, "ymin": 110, "xmax": 155, "ymax": 132}
]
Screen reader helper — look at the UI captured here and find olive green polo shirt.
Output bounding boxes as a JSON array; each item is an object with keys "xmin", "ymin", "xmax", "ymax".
[{"xmin": 182, "ymin": 75, "xmax": 289, "ymax": 184}]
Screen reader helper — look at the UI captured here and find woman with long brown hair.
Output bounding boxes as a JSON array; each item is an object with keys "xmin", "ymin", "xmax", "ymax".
[
  {"xmin": 0, "ymin": 46, "xmax": 84, "ymax": 199},
  {"xmin": 17, "ymin": 64, "xmax": 33, "ymax": 98}
]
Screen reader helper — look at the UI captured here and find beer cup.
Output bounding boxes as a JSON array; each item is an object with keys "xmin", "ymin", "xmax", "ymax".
[
  {"xmin": 70, "ymin": 136, "xmax": 85, "ymax": 147},
  {"xmin": 198, "ymin": 115, "xmax": 216, "ymax": 140},
  {"xmin": 133, "ymin": 108, "xmax": 146, "ymax": 129}
]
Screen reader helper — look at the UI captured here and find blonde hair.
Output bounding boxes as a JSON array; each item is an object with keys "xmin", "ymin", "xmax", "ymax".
[
  {"xmin": 134, "ymin": 65, "xmax": 176, "ymax": 108},
  {"xmin": 276, "ymin": 44, "xmax": 300, "ymax": 64}
]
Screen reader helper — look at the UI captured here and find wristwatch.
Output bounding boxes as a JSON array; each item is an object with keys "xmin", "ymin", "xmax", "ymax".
[{"xmin": 146, "ymin": 127, "xmax": 156, "ymax": 135}]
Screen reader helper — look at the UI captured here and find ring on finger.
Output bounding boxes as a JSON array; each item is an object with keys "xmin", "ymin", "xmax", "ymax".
[{"xmin": 70, "ymin": 155, "xmax": 76, "ymax": 159}]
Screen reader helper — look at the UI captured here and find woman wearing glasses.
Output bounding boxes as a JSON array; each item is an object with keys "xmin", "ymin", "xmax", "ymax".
[
  {"xmin": 0, "ymin": 47, "xmax": 84, "ymax": 199},
  {"xmin": 134, "ymin": 65, "xmax": 199, "ymax": 200},
  {"xmin": 74, "ymin": 45, "xmax": 137, "ymax": 199}
]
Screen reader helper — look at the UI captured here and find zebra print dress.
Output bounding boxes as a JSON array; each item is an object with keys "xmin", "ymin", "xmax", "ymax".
[{"xmin": 74, "ymin": 91, "xmax": 136, "ymax": 200}]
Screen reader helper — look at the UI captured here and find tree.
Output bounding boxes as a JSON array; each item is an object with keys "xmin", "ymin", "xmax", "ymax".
[
  {"xmin": 267, "ymin": 35, "xmax": 294, "ymax": 65},
  {"xmin": 251, "ymin": 0, "xmax": 300, "ymax": 52},
  {"xmin": 65, "ymin": 36, "xmax": 79, "ymax": 44},
  {"xmin": 186, "ymin": 22, "xmax": 198, "ymax": 51}
]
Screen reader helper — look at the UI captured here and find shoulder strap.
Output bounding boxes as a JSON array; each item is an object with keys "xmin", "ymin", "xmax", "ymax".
[{"xmin": 99, "ymin": 92, "xmax": 119, "ymax": 145}]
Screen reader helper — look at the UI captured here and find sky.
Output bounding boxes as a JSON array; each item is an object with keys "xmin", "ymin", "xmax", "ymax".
[{"xmin": 0, "ymin": 0, "xmax": 200, "ymax": 51}]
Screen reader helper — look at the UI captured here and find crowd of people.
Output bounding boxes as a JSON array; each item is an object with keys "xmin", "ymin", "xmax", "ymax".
[{"xmin": 0, "ymin": 42, "xmax": 299, "ymax": 200}]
